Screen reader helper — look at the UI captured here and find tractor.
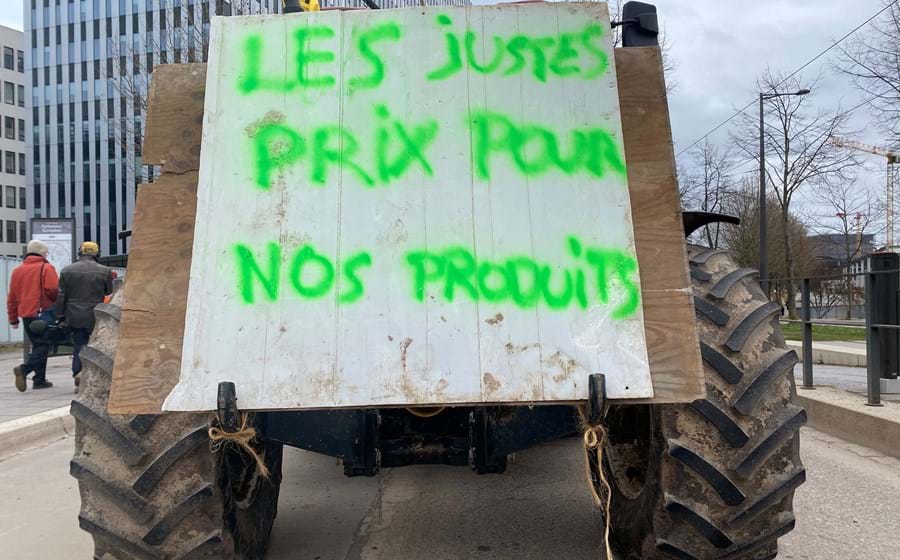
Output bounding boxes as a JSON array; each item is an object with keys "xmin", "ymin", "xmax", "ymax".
[{"xmin": 69, "ymin": 3, "xmax": 804, "ymax": 559}]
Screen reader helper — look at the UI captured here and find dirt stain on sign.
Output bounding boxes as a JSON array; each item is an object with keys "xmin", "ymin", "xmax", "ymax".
[
  {"xmin": 546, "ymin": 351, "xmax": 579, "ymax": 383},
  {"xmin": 485, "ymin": 312, "xmax": 504, "ymax": 325},
  {"xmin": 482, "ymin": 372, "xmax": 501, "ymax": 397},
  {"xmin": 399, "ymin": 337, "xmax": 413, "ymax": 370}
]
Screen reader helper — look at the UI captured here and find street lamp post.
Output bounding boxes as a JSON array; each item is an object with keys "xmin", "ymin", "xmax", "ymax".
[{"xmin": 758, "ymin": 88, "xmax": 810, "ymax": 295}]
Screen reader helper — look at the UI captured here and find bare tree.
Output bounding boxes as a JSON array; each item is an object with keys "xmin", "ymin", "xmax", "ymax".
[
  {"xmin": 808, "ymin": 260, "xmax": 844, "ymax": 319},
  {"xmin": 680, "ymin": 141, "xmax": 735, "ymax": 248},
  {"xmin": 103, "ymin": 1, "xmax": 260, "ymax": 184},
  {"xmin": 719, "ymin": 176, "xmax": 818, "ymax": 309},
  {"xmin": 102, "ymin": 1, "xmax": 211, "ymax": 189},
  {"xmin": 731, "ymin": 70, "xmax": 859, "ymax": 317},
  {"xmin": 808, "ymin": 179, "xmax": 884, "ymax": 318},
  {"xmin": 836, "ymin": 0, "xmax": 900, "ymax": 145}
]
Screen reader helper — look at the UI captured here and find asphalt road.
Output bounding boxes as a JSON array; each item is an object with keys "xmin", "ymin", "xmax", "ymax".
[{"xmin": 1, "ymin": 427, "xmax": 899, "ymax": 559}]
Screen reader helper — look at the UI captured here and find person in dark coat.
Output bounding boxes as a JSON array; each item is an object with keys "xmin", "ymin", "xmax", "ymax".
[
  {"xmin": 8, "ymin": 240, "xmax": 59, "ymax": 391},
  {"xmin": 56, "ymin": 241, "xmax": 113, "ymax": 386}
]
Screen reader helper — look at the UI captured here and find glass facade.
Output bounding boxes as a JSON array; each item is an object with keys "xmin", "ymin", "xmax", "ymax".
[
  {"xmin": 24, "ymin": 0, "xmax": 281, "ymax": 256},
  {"xmin": 26, "ymin": 0, "xmax": 469, "ymax": 256}
]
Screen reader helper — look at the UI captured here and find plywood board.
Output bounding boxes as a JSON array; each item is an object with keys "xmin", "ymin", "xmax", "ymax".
[
  {"xmin": 107, "ymin": 173, "xmax": 198, "ymax": 413},
  {"xmin": 108, "ymin": 39, "xmax": 705, "ymax": 415},
  {"xmin": 142, "ymin": 64, "xmax": 207, "ymax": 172},
  {"xmin": 107, "ymin": 65, "xmax": 206, "ymax": 415},
  {"xmin": 162, "ymin": 4, "xmax": 655, "ymax": 411},
  {"xmin": 615, "ymin": 46, "xmax": 705, "ymax": 403}
]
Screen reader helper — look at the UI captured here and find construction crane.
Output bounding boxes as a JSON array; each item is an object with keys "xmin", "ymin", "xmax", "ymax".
[{"xmin": 831, "ymin": 137, "xmax": 899, "ymax": 249}]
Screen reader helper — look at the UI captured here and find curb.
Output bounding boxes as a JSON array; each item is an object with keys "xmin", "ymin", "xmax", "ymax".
[
  {"xmin": 796, "ymin": 386, "xmax": 900, "ymax": 461},
  {"xmin": 0, "ymin": 405, "xmax": 74, "ymax": 461},
  {"xmin": 786, "ymin": 341, "xmax": 866, "ymax": 368}
]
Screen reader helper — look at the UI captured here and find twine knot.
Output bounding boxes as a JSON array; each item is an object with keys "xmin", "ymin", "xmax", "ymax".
[
  {"xmin": 208, "ymin": 413, "xmax": 270, "ymax": 479},
  {"xmin": 578, "ymin": 406, "xmax": 613, "ymax": 560}
]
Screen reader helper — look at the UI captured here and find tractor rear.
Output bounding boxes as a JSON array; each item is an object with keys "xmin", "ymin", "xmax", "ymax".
[{"xmin": 69, "ymin": 3, "xmax": 804, "ymax": 559}]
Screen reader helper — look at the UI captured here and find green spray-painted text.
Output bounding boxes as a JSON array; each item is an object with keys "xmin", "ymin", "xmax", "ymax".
[
  {"xmin": 470, "ymin": 110, "xmax": 626, "ymax": 180},
  {"xmin": 232, "ymin": 237, "xmax": 639, "ymax": 318},
  {"xmin": 428, "ymin": 15, "xmax": 608, "ymax": 82},
  {"xmin": 250, "ymin": 106, "xmax": 438, "ymax": 189}
]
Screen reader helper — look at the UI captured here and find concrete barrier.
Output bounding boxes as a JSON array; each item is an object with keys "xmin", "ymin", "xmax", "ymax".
[
  {"xmin": 796, "ymin": 386, "xmax": 900, "ymax": 461},
  {"xmin": 0, "ymin": 406, "xmax": 74, "ymax": 461},
  {"xmin": 786, "ymin": 341, "xmax": 866, "ymax": 368}
]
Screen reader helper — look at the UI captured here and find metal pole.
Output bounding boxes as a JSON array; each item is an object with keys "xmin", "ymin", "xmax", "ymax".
[
  {"xmin": 801, "ymin": 278, "xmax": 814, "ymax": 389},
  {"xmin": 759, "ymin": 93, "xmax": 768, "ymax": 295},
  {"xmin": 888, "ymin": 160, "xmax": 895, "ymax": 250},
  {"xmin": 865, "ymin": 271, "xmax": 883, "ymax": 406}
]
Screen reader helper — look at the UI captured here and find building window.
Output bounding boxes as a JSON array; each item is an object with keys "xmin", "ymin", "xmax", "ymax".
[
  {"xmin": 6, "ymin": 221, "xmax": 15, "ymax": 244},
  {"xmin": 0, "ymin": 222, "xmax": 4, "ymax": 242},
  {"xmin": 16, "ymin": 50, "xmax": 24, "ymax": 73},
  {"xmin": 3, "ymin": 117, "xmax": 13, "ymax": 139},
  {"xmin": 3, "ymin": 82, "xmax": 13, "ymax": 105},
  {"xmin": 18, "ymin": 154, "xmax": 24, "ymax": 175},
  {"xmin": 19, "ymin": 188, "xmax": 25, "ymax": 209},
  {"xmin": 18, "ymin": 119, "xmax": 25, "ymax": 141},
  {"xmin": 17, "ymin": 85, "xmax": 24, "ymax": 107},
  {"xmin": 2, "ymin": 47, "xmax": 13, "ymax": 70},
  {"xmin": 5, "ymin": 187, "xmax": 14, "ymax": 208},
  {"xmin": 19, "ymin": 222, "xmax": 26, "ymax": 244},
  {"xmin": 4, "ymin": 152, "xmax": 14, "ymax": 174}
]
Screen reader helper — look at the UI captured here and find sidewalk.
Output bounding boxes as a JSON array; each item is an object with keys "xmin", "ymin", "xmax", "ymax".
[
  {"xmin": 786, "ymin": 339, "xmax": 866, "ymax": 367},
  {"xmin": 792, "ymin": 363, "xmax": 900, "ymax": 402},
  {"xmin": 0, "ymin": 348, "xmax": 75, "ymax": 423}
]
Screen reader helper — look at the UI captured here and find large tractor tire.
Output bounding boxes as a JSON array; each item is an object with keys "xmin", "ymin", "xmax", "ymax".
[
  {"xmin": 603, "ymin": 246, "xmax": 805, "ymax": 559},
  {"xmin": 70, "ymin": 287, "xmax": 283, "ymax": 559}
]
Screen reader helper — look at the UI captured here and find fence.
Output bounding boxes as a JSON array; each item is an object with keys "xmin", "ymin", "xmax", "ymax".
[
  {"xmin": 779, "ymin": 252, "xmax": 900, "ymax": 407},
  {"xmin": 0, "ymin": 257, "xmax": 25, "ymax": 345}
]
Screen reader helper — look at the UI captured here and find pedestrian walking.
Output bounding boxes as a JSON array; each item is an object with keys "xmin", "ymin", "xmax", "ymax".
[
  {"xmin": 8, "ymin": 240, "xmax": 59, "ymax": 391},
  {"xmin": 56, "ymin": 241, "xmax": 113, "ymax": 388}
]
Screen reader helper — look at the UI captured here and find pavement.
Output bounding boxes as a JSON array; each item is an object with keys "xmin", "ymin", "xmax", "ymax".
[
  {"xmin": 0, "ymin": 349, "xmax": 75, "ymax": 423},
  {"xmin": 1, "ymin": 428, "xmax": 898, "ymax": 559},
  {"xmin": 807, "ymin": 340, "xmax": 866, "ymax": 351},
  {"xmin": 791, "ymin": 363, "xmax": 900, "ymax": 400},
  {"xmin": 786, "ymin": 339, "xmax": 867, "ymax": 367}
]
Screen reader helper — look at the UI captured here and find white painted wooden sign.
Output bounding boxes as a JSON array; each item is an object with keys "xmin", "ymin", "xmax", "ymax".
[{"xmin": 164, "ymin": 3, "xmax": 653, "ymax": 411}]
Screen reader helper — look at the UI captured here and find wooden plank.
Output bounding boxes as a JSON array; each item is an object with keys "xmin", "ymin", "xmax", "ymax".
[
  {"xmin": 108, "ymin": 173, "xmax": 197, "ymax": 414},
  {"xmin": 141, "ymin": 63, "xmax": 207, "ymax": 174},
  {"xmin": 108, "ymin": 62, "xmax": 205, "ymax": 414},
  {"xmin": 615, "ymin": 46, "xmax": 705, "ymax": 403},
  {"xmin": 109, "ymin": 46, "xmax": 705, "ymax": 414}
]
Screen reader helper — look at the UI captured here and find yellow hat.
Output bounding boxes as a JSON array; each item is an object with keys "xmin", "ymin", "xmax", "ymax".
[{"xmin": 80, "ymin": 241, "xmax": 100, "ymax": 255}]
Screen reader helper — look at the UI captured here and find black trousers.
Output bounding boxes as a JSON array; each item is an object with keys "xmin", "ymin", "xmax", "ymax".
[
  {"xmin": 22, "ymin": 318, "xmax": 50, "ymax": 383},
  {"xmin": 71, "ymin": 327, "xmax": 92, "ymax": 377}
]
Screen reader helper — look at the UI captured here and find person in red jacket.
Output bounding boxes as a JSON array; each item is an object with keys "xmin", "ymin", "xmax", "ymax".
[{"xmin": 8, "ymin": 240, "xmax": 59, "ymax": 391}]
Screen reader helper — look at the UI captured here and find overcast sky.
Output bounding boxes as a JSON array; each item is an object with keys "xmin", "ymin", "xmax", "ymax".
[{"xmin": 1, "ymin": 0, "xmax": 893, "ymax": 228}]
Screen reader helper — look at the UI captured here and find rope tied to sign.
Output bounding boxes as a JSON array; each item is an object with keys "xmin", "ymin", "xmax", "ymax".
[
  {"xmin": 208, "ymin": 413, "xmax": 271, "ymax": 480},
  {"xmin": 577, "ymin": 405, "xmax": 613, "ymax": 560}
]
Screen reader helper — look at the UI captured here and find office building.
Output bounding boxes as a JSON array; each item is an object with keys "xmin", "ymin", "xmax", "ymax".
[
  {"xmin": 25, "ymin": 0, "xmax": 468, "ymax": 257},
  {"xmin": 0, "ymin": 25, "xmax": 27, "ymax": 257},
  {"xmin": 24, "ymin": 1, "xmax": 283, "ymax": 256}
]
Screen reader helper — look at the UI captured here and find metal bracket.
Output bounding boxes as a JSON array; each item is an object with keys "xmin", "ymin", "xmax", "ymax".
[
  {"xmin": 216, "ymin": 381, "xmax": 240, "ymax": 432},
  {"xmin": 588, "ymin": 373, "xmax": 607, "ymax": 426}
]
